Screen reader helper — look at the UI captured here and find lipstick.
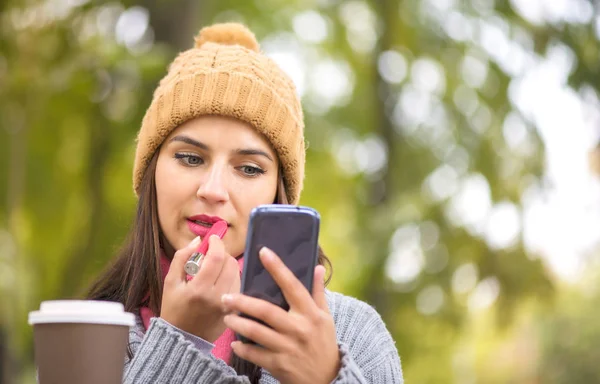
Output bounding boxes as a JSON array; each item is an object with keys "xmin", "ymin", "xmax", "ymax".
[{"xmin": 184, "ymin": 220, "xmax": 228, "ymax": 276}]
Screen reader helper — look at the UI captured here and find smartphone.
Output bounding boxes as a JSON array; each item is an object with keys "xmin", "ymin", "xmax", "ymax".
[{"xmin": 238, "ymin": 205, "xmax": 320, "ymax": 341}]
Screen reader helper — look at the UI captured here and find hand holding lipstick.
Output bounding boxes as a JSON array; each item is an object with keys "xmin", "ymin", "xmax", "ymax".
[
  {"xmin": 185, "ymin": 220, "xmax": 228, "ymax": 276},
  {"xmin": 160, "ymin": 233, "xmax": 241, "ymax": 342}
]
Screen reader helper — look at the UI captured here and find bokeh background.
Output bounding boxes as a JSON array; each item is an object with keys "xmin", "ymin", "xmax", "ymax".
[{"xmin": 2, "ymin": 0, "xmax": 600, "ymax": 382}]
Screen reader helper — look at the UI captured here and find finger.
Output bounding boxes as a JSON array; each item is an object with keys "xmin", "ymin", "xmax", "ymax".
[
  {"xmin": 221, "ymin": 294, "xmax": 292, "ymax": 332},
  {"xmin": 259, "ymin": 247, "xmax": 313, "ymax": 312},
  {"xmin": 230, "ymin": 257, "xmax": 243, "ymax": 293},
  {"xmin": 229, "ymin": 268, "xmax": 241, "ymax": 295},
  {"xmin": 223, "ymin": 314, "xmax": 286, "ymax": 351},
  {"xmin": 192, "ymin": 235, "xmax": 226, "ymax": 287},
  {"xmin": 312, "ymin": 265, "xmax": 329, "ymax": 313},
  {"xmin": 231, "ymin": 340, "xmax": 276, "ymax": 369},
  {"xmin": 166, "ymin": 236, "xmax": 201, "ymax": 283},
  {"xmin": 213, "ymin": 255, "xmax": 239, "ymax": 293}
]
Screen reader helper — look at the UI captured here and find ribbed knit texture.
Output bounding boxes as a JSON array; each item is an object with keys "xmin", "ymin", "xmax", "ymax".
[
  {"xmin": 133, "ymin": 23, "xmax": 305, "ymax": 204},
  {"xmin": 124, "ymin": 290, "xmax": 403, "ymax": 383}
]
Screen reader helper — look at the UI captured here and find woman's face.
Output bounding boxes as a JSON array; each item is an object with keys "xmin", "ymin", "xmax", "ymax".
[{"xmin": 155, "ymin": 115, "xmax": 279, "ymax": 258}]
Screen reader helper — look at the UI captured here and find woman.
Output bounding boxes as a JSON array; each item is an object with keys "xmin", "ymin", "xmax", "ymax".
[{"xmin": 87, "ymin": 22, "xmax": 403, "ymax": 383}]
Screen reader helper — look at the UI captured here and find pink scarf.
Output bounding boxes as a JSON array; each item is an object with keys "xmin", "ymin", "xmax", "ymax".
[{"xmin": 140, "ymin": 252, "xmax": 244, "ymax": 363}]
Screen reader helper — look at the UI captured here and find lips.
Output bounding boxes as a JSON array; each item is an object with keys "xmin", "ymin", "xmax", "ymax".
[
  {"xmin": 190, "ymin": 220, "xmax": 212, "ymax": 228},
  {"xmin": 186, "ymin": 214, "xmax": 229, "ymax": 237},
  {"xmin": 188, "ymin": 214, "xmax": 227, "ymax": 226}
]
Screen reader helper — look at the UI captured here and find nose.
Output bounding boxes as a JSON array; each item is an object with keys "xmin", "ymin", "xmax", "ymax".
[{"xmin": 196, "ymin": 164, "xmax": 229, "ymax": 204}]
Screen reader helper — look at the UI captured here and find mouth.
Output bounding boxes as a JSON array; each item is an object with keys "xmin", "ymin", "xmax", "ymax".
[
  {"xmin": 187, "ymin": 215, "xmax": 230, "ymax": 228},
  {"xmin": 189, "ymin": 220, "xmax": 212, "ymax": 228}
]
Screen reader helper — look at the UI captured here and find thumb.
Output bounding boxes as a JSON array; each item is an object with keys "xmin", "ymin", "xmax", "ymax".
[
  {"xmin": 312, "ymin": 265, "xmax": 329, "ymax": 313},
  {"xmin": 167, "ymin": 236, "xmax": 201, "ymax": 283}
]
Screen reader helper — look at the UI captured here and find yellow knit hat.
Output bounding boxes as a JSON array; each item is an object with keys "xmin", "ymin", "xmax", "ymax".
[{"xmin": 133, "ymin": 23, "xmax": 305, "ymax": 204}]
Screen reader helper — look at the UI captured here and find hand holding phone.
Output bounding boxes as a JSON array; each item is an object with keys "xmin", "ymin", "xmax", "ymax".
[
  {"xmin": 240, "ymin": 205, "xmax": 320, "ymax": 310},
  {"xmin": 221, "ymin": 206, "xmax": 340, "ymax": 383},
  {"xmin": 237, "ymin": 205, "xmax": 320, "ymax": 342}
]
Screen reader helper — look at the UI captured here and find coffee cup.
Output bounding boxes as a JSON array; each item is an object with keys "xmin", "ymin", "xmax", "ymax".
[{"xmin": 28, "ymin": 300, "xmax": 135, "ymax": 384}]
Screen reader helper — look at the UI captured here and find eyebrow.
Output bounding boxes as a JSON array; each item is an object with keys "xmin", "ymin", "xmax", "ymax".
[
  {"xmin": 169, "ymin": 135, "xmax": 209, "ymax": 150},
  {"xmin": 236, "ymin": 149, "xmax": 274, "ymax": 162},
  {"xmin": 169, "ymin": 135, "xmax": 274, "ymax": 162}
]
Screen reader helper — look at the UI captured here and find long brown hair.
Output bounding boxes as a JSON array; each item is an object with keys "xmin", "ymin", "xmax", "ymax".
[{"xmin": 87, "ymin": 149, "xmax": 332, "ymax": 381}]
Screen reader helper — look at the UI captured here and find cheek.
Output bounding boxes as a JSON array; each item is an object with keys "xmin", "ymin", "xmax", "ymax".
[
  {"xmin": 232, "ymin": 175, "xmax": 277, "ymax": 220},
  {"xmin": 237, "ymin": 177, "xmax": 278, "ymax": 215},
  {"xmin": 241, "ymin": 178, "xmax": 277, "ymax": 206}
]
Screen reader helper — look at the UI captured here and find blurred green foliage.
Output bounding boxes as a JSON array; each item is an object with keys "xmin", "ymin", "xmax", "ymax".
[
  {"xmin": 1, "ymin": 0, "xmax": 599, "ymax": 383},
  {"xmin": 537, "ymin": 274, "xmax": 600, "ymax": 383}
]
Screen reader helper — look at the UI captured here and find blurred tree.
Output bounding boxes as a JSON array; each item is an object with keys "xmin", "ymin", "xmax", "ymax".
[
  {"xmin": 0, "ymin": 2, "xmax": 169, "ymax": 381},
  {"xmin": 465, "ymin": 267, "xmax": 600, "ymax": 384},
  {"xmin": 537, "ymin": 280, "xmax": 600, "ymax": 384},
  {"xmin": 1, "ymin": 0, "xmax": 599, "ymax": 383}
]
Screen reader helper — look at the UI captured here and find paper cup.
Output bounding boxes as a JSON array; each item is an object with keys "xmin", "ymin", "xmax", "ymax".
[{"xmin": 29, "ymin": 300, "xmax": 135, "ymax": 384}]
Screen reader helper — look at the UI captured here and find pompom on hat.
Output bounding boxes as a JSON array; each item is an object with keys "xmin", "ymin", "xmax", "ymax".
[{"xmin": 133, "ymin": 23, "xmax": 305, "ymax": 204}]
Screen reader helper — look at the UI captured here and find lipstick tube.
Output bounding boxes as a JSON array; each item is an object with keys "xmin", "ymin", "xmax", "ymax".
[{"xmin": 184, "ymin": 220, "xmax": 228, "ymax": 276}]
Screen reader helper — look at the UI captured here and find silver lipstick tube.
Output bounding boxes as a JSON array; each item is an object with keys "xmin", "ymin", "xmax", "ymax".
[{"xmin": 184, "ymin": 252, "xmax": 204, "ymax": 276}]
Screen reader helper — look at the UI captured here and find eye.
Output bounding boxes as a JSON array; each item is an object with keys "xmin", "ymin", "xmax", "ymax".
[
  {"xmin": 239, "ymin": 165, "xmax": 266, "ymax": 177},
  {"xmin": 174, "ymin": 153, "xmax": 203, "ymax": 167}
]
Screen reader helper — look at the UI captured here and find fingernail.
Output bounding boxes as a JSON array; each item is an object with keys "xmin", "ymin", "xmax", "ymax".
[
  {"xmin": 221, "ymin": 294, "xmax": 233, "ymax": 305},
  {"xmin": 191, "ymin": 236, "xmax": 201, "ymax": 247},
  {"xmin": 231, "ymin": 341, "xmax": 240, "ymax": 349},
  {"xmin": 259, "ymin": 247, "xmax": 273, "ymax": 261}
]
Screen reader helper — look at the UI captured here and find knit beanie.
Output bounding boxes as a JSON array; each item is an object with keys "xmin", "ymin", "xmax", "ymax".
[{"xmin": 133, "ymin": 23, "xmax": 305, "ymax": 204}]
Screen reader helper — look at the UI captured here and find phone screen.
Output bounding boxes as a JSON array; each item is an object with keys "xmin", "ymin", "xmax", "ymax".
[{"xmin": 241, "ymin": 206, "xmax": 320, "ymax": 311}]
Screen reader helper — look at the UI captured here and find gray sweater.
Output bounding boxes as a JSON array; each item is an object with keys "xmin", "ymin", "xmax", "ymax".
[{"xmin": 124, "ymin": 290, "xmax": 403, "ymax": 383}]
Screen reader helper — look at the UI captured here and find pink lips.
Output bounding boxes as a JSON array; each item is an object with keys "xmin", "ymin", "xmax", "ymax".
[
  {"xmin": 189, "ymin": 214, "xmax": 226, "ymax": 224},
  {"xmin": 187, "ymin": 214, "xmax": 228, "ymax": 237}
]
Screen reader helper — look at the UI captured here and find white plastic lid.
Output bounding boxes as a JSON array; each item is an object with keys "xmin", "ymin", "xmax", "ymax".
[{"xmin": 28, "ymin": 300, "xmax": 135, "ymax": 326}]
